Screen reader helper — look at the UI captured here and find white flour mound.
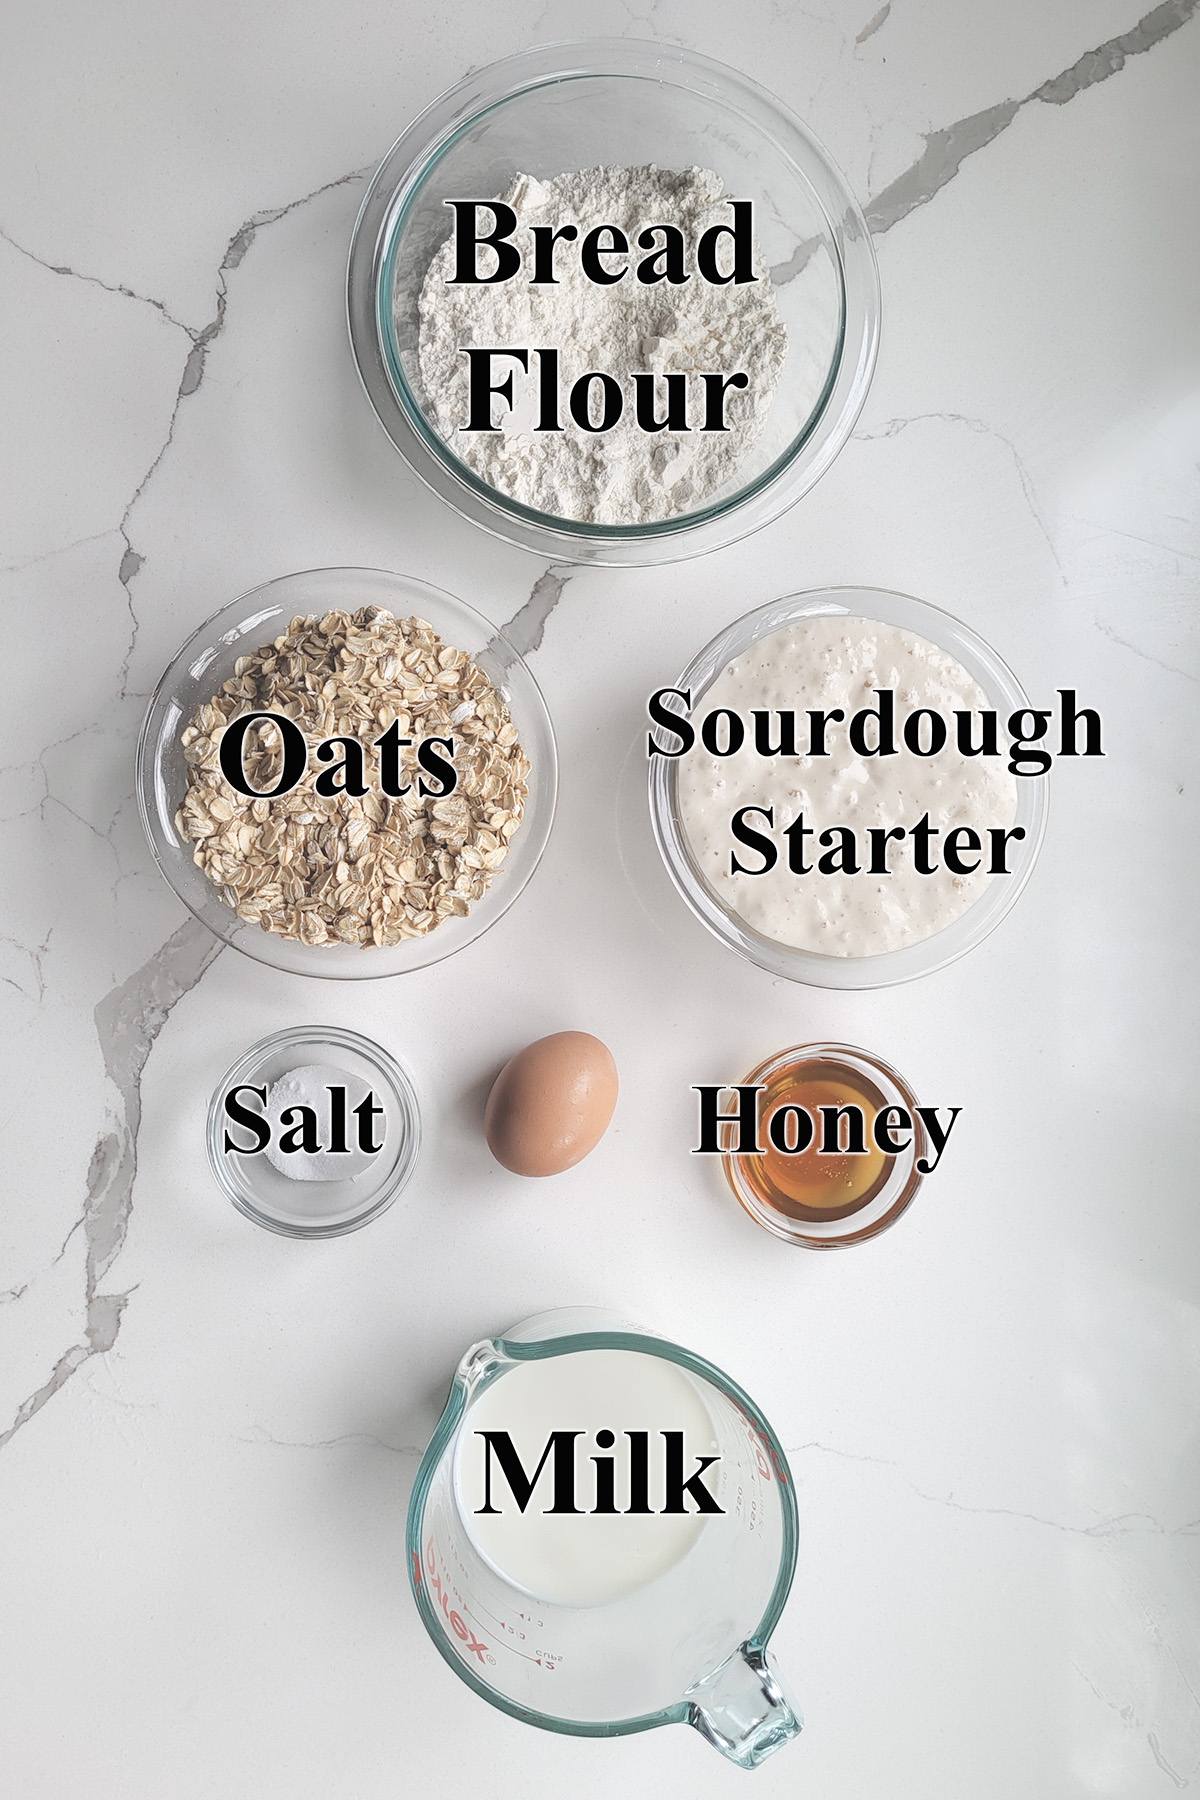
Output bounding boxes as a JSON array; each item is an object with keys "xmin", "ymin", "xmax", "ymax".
[{"xmin": 415, "ymin": 165, "xmax": 788, "ymax": 524}]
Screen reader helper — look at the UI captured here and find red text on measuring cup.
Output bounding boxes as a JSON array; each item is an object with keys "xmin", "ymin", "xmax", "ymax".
[{"xmin": 424, "ymin": 1538, "xmax": 490, "ymax": 1662}]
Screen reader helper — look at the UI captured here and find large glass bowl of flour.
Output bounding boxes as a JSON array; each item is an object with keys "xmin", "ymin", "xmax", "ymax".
[{"xmin": 347, "ymin": 41, "xmax": 879, "ymax": 567}]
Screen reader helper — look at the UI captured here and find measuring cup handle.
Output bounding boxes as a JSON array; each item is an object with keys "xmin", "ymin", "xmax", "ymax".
[{"xmin": 686, "ymin": 1643, "xmax": 802, "ymax": 1770}]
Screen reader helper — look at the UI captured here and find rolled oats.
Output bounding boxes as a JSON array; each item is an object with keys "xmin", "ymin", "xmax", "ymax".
[{"xmin": 175, "ymin": 606, "xmax": 530, "ymax": 948}]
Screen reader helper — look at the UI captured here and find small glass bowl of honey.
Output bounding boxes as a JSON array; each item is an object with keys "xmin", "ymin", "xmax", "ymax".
[{"xmin": 720, "ymin": 1042, "xmax": 927, "ymax": 1248}]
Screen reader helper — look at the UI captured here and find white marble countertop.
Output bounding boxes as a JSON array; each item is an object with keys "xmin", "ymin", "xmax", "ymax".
[{"xmin": 2, "ymin": 3, "xmax": 1198, "ymax": 1794}]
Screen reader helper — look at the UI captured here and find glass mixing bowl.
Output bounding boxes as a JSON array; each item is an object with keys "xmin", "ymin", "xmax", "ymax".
[
  {"xmin": 347, "ymin": 40, "xmax": 879, "ymax": 566},
  {"xmin": 137, "ymin": 568, "xmax": 557, "ymax": 979},
  {"xmin": 207, "ymin": 1025, "xmax": 421, "ymax": 1237},
  {"xmin": 648, "ymin": 588, "xmax": 1049, "ymax": 989}
]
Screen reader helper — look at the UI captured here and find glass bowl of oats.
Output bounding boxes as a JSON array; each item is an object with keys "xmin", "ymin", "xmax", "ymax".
[{"xmin": 136, "ymin": 568, "xmax": 558, "ymax": 978}]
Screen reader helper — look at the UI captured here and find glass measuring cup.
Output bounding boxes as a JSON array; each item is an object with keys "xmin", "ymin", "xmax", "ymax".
[{"xmin": 407, "ymin": 1308, "xmax": 801, "ymax": 1769}]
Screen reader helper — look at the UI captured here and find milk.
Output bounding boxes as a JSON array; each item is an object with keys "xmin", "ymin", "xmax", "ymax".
[{"xmin": 454, "ymin": 1349, "xmax": 720, "ymax": 1607}]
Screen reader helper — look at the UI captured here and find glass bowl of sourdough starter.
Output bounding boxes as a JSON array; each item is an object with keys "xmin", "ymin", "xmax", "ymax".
[
  {"xmin": 137, "ymin": 568, "xmax": 557, "ymax": 980},
  {"xmin": 648, "ymin": 588, "xmax": 1049, "ymax": 989},
  {"xmin": 347, "ymin": 40, "xmax": 879, "ymax": 566}
]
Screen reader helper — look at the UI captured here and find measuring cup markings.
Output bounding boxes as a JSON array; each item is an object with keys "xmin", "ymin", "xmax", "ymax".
[
  {"xmin": 728, "ymin": 1395, "xmax": 789, "ymax": 1485},
  {"xmin": 408, "ymin": 1316, "xmax": 802, "ymax": 1764},
  {"xmin": 462, "ymin": 1601, "xmax": 513, "ymax": 1642},
  {"xmin": 465, "ymin": 1595, "xmax": 521, "ymax": 1635},
  {"xmin": 488, "ymin": 1635, "xmax": 560, "ymax": 1669},
  {"xmin": 453, "ymin": 1576, "xmax": 566, "ymax": 1670},
  {"xmin": 423, "ymin": 1538, "xmax": 492, "ymax": 1664},
  {"xmin": 433, "ymin": 1498, "xmax": 575, "ymax": 1676},
  {"xmin": 465, "ymin": 1599, "xmax": 563, "ymax": 1672}
]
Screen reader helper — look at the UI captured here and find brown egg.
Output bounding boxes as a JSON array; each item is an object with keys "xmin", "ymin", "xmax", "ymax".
[{"xmin": 485, "ymin": 1032, "xmax": 619, "ymax": 1177}]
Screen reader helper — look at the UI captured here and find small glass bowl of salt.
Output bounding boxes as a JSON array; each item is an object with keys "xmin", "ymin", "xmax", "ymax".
[{"xmin": 206, "ymin": 1026, "xmax": 421, "ymax": 1237}]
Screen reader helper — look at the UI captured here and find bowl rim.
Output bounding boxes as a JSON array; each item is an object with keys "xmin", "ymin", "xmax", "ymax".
[
  {"xmin": 136, "ymin": 566, "xmax": 558, "ymax": 981},
  {"xmin": 346, "ymin": 38, "xmax": 880, "ymax": 565},
  {"xmin": 647, "ymin": 586, "xmax": 1050, "ymax": 989},
  {"xmin": 205, "ymin": 1024, "xmax": 422, "ymax": 1237}
]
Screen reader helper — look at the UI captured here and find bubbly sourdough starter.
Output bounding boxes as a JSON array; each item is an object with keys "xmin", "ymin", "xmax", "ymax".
[{"xmin": 677, "ymin": 617, "xmax": 1018, "ymax": 956}]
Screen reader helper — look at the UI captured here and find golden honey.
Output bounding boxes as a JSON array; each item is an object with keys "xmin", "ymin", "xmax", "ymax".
[{"xmin": 724, "ymin": 1056, "xmax": 893, "ymax": 1224}]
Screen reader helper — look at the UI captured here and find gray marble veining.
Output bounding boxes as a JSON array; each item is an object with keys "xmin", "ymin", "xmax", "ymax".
[
  {"xmin": 866, "ymin": 0, "xmax": 1199, "ymax": 232},
  {"xmin": 0, "ymin": 920, "xmax": 221, "ymax": 1450}
]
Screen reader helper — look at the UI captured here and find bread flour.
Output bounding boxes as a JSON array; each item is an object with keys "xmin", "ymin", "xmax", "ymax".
[{"xmin": 415, "ymin": 165, "xmax": 788, "ymax": 525}]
